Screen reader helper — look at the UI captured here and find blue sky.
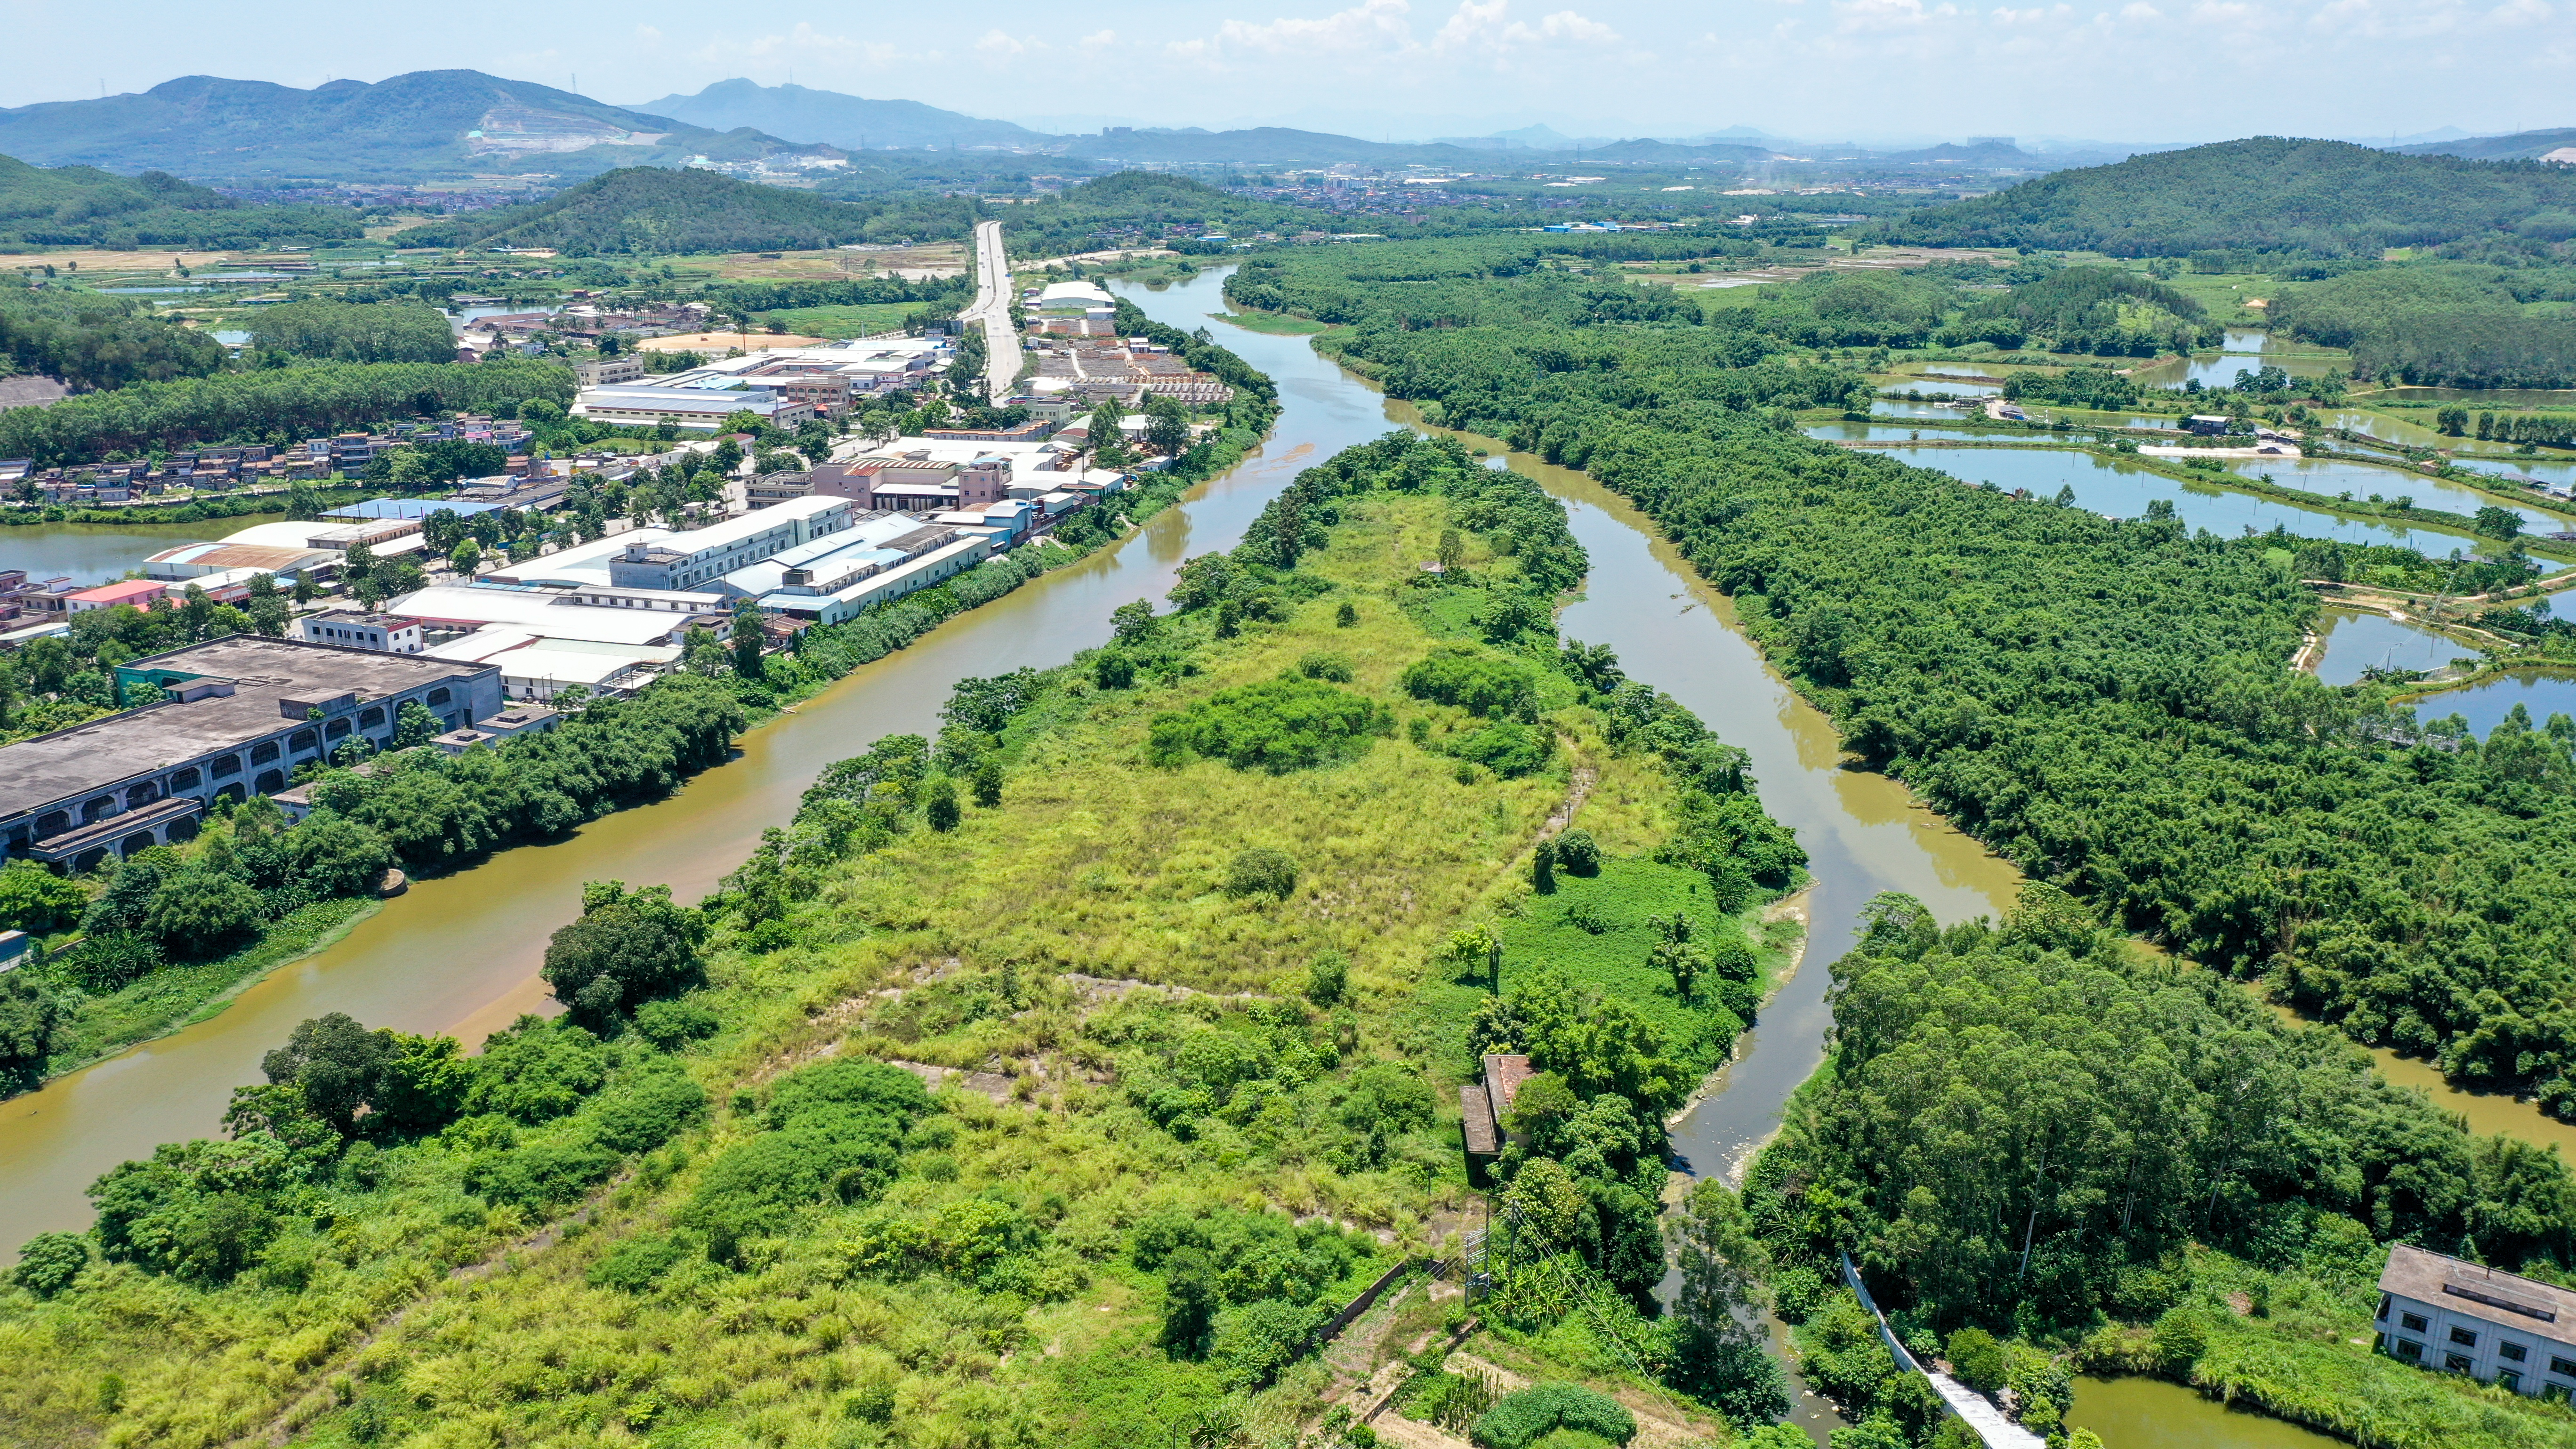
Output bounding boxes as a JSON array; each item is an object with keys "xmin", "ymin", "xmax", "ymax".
[{"xmin": 3, "ymin": 0, "xmax": 2571, "ymax": 144}]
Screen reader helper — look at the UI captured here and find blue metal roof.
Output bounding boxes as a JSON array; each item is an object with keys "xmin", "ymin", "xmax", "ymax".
[{"xmin": 323, "ymin": 497, "xmax": 507, "ymax": 521}]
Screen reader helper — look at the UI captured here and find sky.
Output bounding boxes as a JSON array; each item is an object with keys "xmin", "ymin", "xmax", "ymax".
[{"xmin": 2, "ymin": 0, "xmax": 2572, "ymax": 145}]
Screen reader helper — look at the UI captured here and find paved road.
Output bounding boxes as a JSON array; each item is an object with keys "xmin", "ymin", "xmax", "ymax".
[{"xmin": 963, "ymin": 219, "xmax": 1022, "ymax": 403}]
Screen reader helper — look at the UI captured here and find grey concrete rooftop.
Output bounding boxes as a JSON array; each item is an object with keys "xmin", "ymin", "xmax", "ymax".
[{"xmin": 0, "ymin": 637, "xmax": 493, "ymax": 820}]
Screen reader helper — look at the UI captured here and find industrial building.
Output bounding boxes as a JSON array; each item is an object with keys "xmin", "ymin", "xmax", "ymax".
[{"xmin": 0, "ymin": 637, "xmax": 503, "ymax": 871}]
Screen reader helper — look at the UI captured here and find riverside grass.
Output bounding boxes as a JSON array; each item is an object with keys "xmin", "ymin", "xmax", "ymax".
[{"xmin": 0, "ymin": 487, "xmax": 1747, "ymax": 1449}]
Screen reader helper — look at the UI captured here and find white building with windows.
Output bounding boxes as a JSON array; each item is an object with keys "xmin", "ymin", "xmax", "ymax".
[{"xmin": 2377, "ymin": 1243, "xmax": 2576, "ymax": 1395}]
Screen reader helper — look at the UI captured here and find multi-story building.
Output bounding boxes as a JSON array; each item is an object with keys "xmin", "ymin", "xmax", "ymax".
[
  {"xmin": 0, "ymin": 638, "xmax": 502, "ymax": 871},
  {"xmin": 2377, "ymin": 1243, "xmax": 2576, "ymax": 1395},
  {"xmin": 604, "ymin": 494, "xmax": 854, "ymax": 592},
  {"xmin": 295, "ymin": 612, "xmax": 427, "ymax": 653}
]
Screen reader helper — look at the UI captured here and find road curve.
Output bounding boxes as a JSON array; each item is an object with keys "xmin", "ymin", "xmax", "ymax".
[{"xmin": 963, "ymin": 219, "xmax": 1021, "ymax": 403}]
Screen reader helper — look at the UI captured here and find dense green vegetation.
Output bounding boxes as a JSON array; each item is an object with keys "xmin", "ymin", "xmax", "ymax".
[
  {"xmin": 1938, "ymin": 266, "xmax": 2218, "ymax": 355},
  {"xmin": 0, "ymin": 274, "xmax": 225, "ymax": 390},
  {"xmin": 246, "ymin": 299, "xmax": 459, "ymax": 366},
  {"xmin": 2273, "ymin": 263, "xmax": 2576, "ymax": 388},
  {"xmin": 0, "ymin": 433, "xmax": 1789, "ymax": 1449},
  {"xmin": 1236, "ymin": 237, "xmax": 2576, "ymax": 1120},
  {"xmin": 1873, "ymin": 137, "xmax": 2576, "ymax": 258},
  {"xmin": 0, "ymin": 152, "xmax": 360, "ymax": 249},
  {"xmin": 0, "ymin": 356, "xmax": 573, "ymax": 467},
  {"xmin": 392, "ymin": 167, "xmax": 979, "ymax": 256},
  {"xmin": 1747, "ymin": 888, "xmax": 2576, "ymax": 1446}
]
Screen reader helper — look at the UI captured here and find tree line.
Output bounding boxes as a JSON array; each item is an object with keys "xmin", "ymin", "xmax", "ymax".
[
  {"xmin": 0, "ymin": 356, "xmax": 573, "ymax": 467},
  {"xmin": 1235, "ymin": 238, "xmax": 2576, "ymax": 1124}
]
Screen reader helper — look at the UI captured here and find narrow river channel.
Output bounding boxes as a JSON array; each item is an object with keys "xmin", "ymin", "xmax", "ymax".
[{"xmin": 0, "ymin": 270, "xmax": 2401, "ymax": 1449}]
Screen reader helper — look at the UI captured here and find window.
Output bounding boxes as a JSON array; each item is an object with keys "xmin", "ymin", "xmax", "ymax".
[
  {"xmin": 167, "ymin": 767, "xmax": 201, "ymax": 791},
  {"xmin": 288, "ymin": 730, "xmax": 318, "ymax": 753},
  {"xmin": 427, "ymin": 687, "xmax": 451, "ymax": 707},
  {"xmin": 2552, "ymin": 1356, "xmax": 2576, "ymax": 1379},
  {"xmin": 2503, "ymin": 1341, "xmax": 2530, "ymax": 1363},
  {"xmin": 2447, "ymin": 1353, "xmax": 2476, "ymax": 1374},
  {"xmin": 211, "ymin": 755, "xmax": 241, "ymax": 777},
  {"xmin": 324, "ymin": 718, "xmax": 351, "ymax": 739},
  {"xmin": 2451, "ymin": 1326, "xmax": 2479, "ymax": 1348},
  {"xmin": 251, "ymin": 741, "xmax": 280, "ymax": 764},
  {"xmin": 2401, "ymin": 1312, "xmax": 2429, "ymax": 1333},
  {"xmin": 2502, "ymin": 1370, "xmax": 2524, "ymax": 1393},
  {"xmin": 2397, "ymin": 1339, "xmax": 2423, "ymax": 1360},
  {"xmin": 359, "ymin": 707, "xmax": 385, "ymax": 729}
]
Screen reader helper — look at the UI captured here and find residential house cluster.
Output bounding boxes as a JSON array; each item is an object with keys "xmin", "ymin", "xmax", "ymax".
[{"xmin": 5, "ymin": 417, "xmax": 536, "ymax": 510}]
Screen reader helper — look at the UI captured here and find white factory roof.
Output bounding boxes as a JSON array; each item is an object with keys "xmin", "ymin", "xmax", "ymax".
[
  {"xmin": 222, "ymin": 521, "xmax": 429, "ymax": 555},
  {"xmin": 1036, "ymin": 280, "xmax": 1115, "ymax": 306},
  {"xmin": 484, "ymin": 528, "xmax": 677, "ymax": 589},
  {"xmin": 385, "ymin": 586, "xmax": 716, "ymax": 647}
]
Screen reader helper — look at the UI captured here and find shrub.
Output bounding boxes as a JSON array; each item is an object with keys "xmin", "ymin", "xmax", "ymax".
[
  {"xmin": 1401, "ymin": 646, "xmax": 1532, "ymax": 716},
  {"xmin": 1226, "ymin": 848, "xmax": 1299, "ymax": 901},
  {"xmin": 1093, "ymin": 650, "xmax": 1137, "ymax": 689},
  {"xmin": 586, "ymin": 1070, "xmax": 708, "ymax": 1153},
  {"xmin": 0, "ymin": 972, "xmax": 64, "ymax": 1080},
  {"xmin": 540, "ymin": 882, "xmax": 707, "ymax": 1027},
  {"xmin": 630, "ymin": 998, "xmax": 720, "ymax": 1051},
  {"xmin": 10, "ymin": 1232, "xmax": 89, "ymax": 1298},
  {"xmin": 1447, "ymin": 720, "xmax": 1553, "ymax": 778},
  {"xmin": 1299, "ymin": 651, "xmax": 1355, "ymax": 682},
  {"xmin": 926, "ymin": 777, "xmax": 961, "ymax": 832},
  {"xmin": 1211, "ymin": 1297, "xmax": 1331, "ymax": 1390},
  {"xmin": 1147, "ymin": 675, "xmax": 1391, "ymax": 773},
  {"xmin": 466, "ymin": 1139, "xmax": 618, "ymax": 1210},
  {"xmin": 1553, "ymin": 829, "xmax": 1600, "ymax": 875},
  {"xmin": 1468, "ymin": 1384, "xmax": 1636, "ymax": 1449},
  {"xmin": 1307, "ymin": 950, "xmax": 1349, "ymax": 1006},
  {"xmin": 1946, "ymin": 1327, "xmax": 2006, "ymax": 1393},
  {"xmin": 586, "ymin": 1232, "xmax": 690, "ymax": 1292},
  {"xmin": 285, "ymin": 814, "xmax": 396, "ymax": 898}
]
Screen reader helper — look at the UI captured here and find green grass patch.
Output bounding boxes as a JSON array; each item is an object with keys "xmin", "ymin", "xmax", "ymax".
[
  {"xmin": 753, "ymin": 302, "xmax": 916, "ymax": 338},
  {"xmin": 42, "ymin": 896, "xmax": 378, "ymax": 1074},
  {"xmin": 1491, "ymin": 858, "xmax": 1773, "ymax": 1080},
  {"xmin": 1216, "ymin": 308, "xmax": 1338, "ymax": 336}
]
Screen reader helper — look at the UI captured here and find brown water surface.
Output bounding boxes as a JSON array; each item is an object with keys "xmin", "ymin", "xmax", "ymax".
[
  {"xmin": 0, "ymin": 269, "xmax": 1395, "ymax": 1243},
  {"xmin": 2068, "ymin": 1376, "xmax": 2343, "ymax": 1449},
  {"xmin": 0, "ymin": 512, "xmax": 288, "ymax": 587}
]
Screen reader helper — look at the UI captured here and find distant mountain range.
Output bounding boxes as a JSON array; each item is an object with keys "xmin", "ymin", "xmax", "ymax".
[
  {"xmin": 0, "ymin": 69, "xmax": 2229, "ymax": 184},
  {"xmin": 631, "ymin": 80, "xmax": 1045, "ymax": 152},
  {"xmin": 2398, "ymin": 127, "xmax": 2576, "ymax": 162},
  {"xmin": 0, "ymin": 71, "xmax": 837, "ymax": 181}
]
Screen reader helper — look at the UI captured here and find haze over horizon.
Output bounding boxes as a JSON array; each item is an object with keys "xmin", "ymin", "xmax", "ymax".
[{"xmin": 3, "ymin": 0, "xmax": 2571, "ymax": 149}]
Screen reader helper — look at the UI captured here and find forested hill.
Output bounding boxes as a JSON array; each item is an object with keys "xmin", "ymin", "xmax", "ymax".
[
  {"xmin": 632, "ymin": 80, "xmax": 1046, "ymax": 152},
  {"xmin": 1869, "ymin": 137, "xmax": 2576, "ymax": 257},
  {"xmin": 999, "ymin": 173, "xmax": 1357, "ymax": 254},
  {"xmin": 391, "ymin": 168, "xmax": 980, "ymax": 255},
  {"xmin": 0, "ymin": 71, "xmax": 831, "ymax": 181},
  {"xmin": 0, "ymin": 153, "xmax": 359, "ymax": 250}
]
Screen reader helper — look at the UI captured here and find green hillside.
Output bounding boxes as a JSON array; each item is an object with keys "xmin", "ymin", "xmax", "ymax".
[
  {"xmin": 1872, "ymin": 137, "xmax": 2576, "ymax": 257},
  {"xmin": 0, "ymin": 153, "xmax": 359, "ymax": 250},
  {"xmin": 392, "ymin": 167, "xmax": 974, "ymax": 255},
  {"xmin": 0, "ymin": 71, "xmax": 833, "ymax": 182}
]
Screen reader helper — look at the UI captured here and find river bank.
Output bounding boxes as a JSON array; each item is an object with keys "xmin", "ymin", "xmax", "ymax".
[{"xmin": 0, "ymin": 272, "xmax": 1372, "ymax": 1250}]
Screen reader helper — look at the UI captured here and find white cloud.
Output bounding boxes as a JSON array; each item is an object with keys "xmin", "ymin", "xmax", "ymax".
[
  {"xmin": 1170, "ymin": 0, "xmax": 1613, "ymax": 70},
  {"xmin": 1079, "ymin": 29, "xmax": 1119, "ymax": 51},
  {"xmin": 1171, "ymin": 0, "xmax": 1416, "ymax": 64},
  {"xmin": 976, "ymin": 30, "xmax": 1039, "ymax": 58},
  {"xmin": 1832, "ymin": 0, "xmax": 1964, "ymax": 32}
]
